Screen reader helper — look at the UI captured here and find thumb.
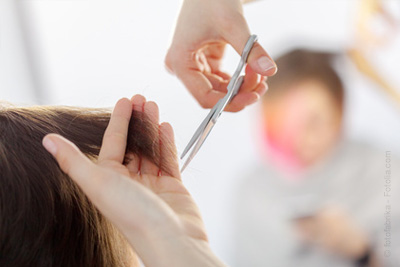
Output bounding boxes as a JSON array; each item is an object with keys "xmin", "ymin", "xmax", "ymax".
[
  {"xmin": 247, "ymin": 42, "xmax": 277, "ymax": 76},
  {"xmin": 224, "ymin": 18, "xmax": 277, "ymax": 76},
  {"xmin": 42, "ymin": 133, "xmax": 97, "ymax": 190}
]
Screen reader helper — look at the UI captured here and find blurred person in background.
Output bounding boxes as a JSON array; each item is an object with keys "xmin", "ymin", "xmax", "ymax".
[{"xmin": 232, "ymin": 49, "xmax": 400, "ymax": 267}]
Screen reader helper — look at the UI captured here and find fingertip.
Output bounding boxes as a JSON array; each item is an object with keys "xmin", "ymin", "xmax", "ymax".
[
  {"xmin": 247, "ymin": 43, "xmax": 277, "ymax": 76},
  {"xmin": 117, "ymin": 97, "xmax": 131, "ymax": 107},
  {"xmin": 43, "ymin": 134, "xmax": 96, "ymax": 185},
  {"xmin": 42, "ymin": 134, "xmax": 58, "ymax": 156},
  {"xmin": 249, "ymin": 56, "xmax": 277, "ymax": 77},
  {"xmin": 132, "ymin": 95, "xmax": 146, "ymax": 112},
  {"xmin": 42, "ymin": 133, "xmax": 78, "ymax": 158},
  {"xmin": 249, "ymin": 92, "xmax": 261, "ymax": 105},
  {"xmin": 253, "ymin": 92, "xmax": 261, "ymax": 104},
  {"xmin": 226, "ymin": 91, "xmax": 260, "ymax": 111},
  {"xmin": 265, "ymin": 64, "xmax": 278, "ymax": 76},
  {"xmin": 198, "ymin": 90, "xmax": 226, "ymax": 109},
  {"xmin": 225, "ymin": 99, "xmax": 246, "ymax": 112},
  {"xmin": 256, "ymin": 81, "xmax": 268, "ymax": 96},
  {"xmin": 160, "ymin": 122, "xmax": 175, "ymax": 141},
  {"xmin": 144, "ymin": 101, "xmax": 160, "ymax": 123},
  {"xmin": 226, "ymin": 105, "xmax": 245, "ymax": 112},
  {"xmin": 131, "ymin": 94, "xmax": 146, "ymax": 103},
  {"xmin": 144, "ymin": 101, "xmax": 159, "ymax": 111},
  {"xmin": 160, "ymin": 121, "xmax": 173, "ymax": 131},
  {"xmin": 113, "ymin": 98, "xmax": 134, "ymax": 119}
]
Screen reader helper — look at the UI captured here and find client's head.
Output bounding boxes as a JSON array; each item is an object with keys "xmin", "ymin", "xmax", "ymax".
[
  {"xmin": 262, "ymin": 49, "xmax": 344, "ymax": 168},
  {"xmin": 0, "ymin": 104, "xmax": 174, "ymax": 266}
]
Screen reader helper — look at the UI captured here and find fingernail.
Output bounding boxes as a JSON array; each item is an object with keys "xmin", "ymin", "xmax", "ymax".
[
  {"xmin": 257, "ymin": 56, "xmax": 276, "ymax": 73},
  {"xmin": 43, "ymin": 136, "xmax": 57, "ymax": 156}
]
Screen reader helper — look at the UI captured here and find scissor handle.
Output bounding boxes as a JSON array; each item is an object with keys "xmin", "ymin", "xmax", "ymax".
[
  {"xmin": 231, "ymin": 75, "xmax": 244, "ymax": 97},
  {"xmin": 210, "ymin": 35, "xmax": 258, "ymax": 122},
  {"xmin": 180, "ymin": 35, "xmax": 259, "ymax": 170}
]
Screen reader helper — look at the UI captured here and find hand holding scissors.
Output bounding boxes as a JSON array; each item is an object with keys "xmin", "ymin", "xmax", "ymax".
[
  {"xmin": 166, "ymin": 0, "xmax": 276, "ymax": 112},
  {"xmin": 181, "ymin": 35, "xmax": 260, "ymax": 172}
]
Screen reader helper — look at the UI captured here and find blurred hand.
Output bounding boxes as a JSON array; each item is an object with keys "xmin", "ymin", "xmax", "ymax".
[
  {"xmin": 166, "ymin": 0, "xmax": 277, "ymax": 112},
  {"xmin": 42, "ymin": 95, "xmax": 226, "ymax": 267},
  {"xmin": 295, "ymin": 207, "xmax": 370, "ymax": 260}
]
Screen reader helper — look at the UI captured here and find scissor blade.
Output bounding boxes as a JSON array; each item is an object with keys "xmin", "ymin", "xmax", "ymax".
[
  {"xmin": 180, "ymin": 35, "xmax": 258, "ymax": 172},
  {"xmin": 180, "ymin": 108, "xmax": 215, "ymax": 159},
  {"xmin": 210, "ymin": 75, "xmax": 245, "ymax": 122},
  {"xmin": 180, "ymin": 120, "xmax": 216, "ymax": 172}
]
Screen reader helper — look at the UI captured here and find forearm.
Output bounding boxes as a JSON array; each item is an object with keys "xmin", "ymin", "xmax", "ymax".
[
  {"xmin": 134, "ymin": 234, "xmax": 226, "ymax": 267},
  {"xmin": 173, "ymin": 238, "xmax": 227, "ymax": 267},
  {"xmin": 186, "ymin": 0, "xmax": 256, "ymax": 6}
]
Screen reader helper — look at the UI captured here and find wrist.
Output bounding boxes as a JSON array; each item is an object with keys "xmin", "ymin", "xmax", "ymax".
[
  {"xmin": 129, "ymin": 225, "xmax": 225, "ymax": 267},
  {"xmin": 174, "ymin": 237, "xmax": 227, "ymax": 267},
  {"xmin": 143, "ymin": 234, "xmax": 226, "ymax": 267}
]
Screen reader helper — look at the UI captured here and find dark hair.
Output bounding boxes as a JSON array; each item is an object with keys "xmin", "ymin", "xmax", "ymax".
[
  {"xmin": 265, "ymin": 49, "xmax": 344, "ymax": 108},
  {"xmin": 0, "ymin": 104, "xmax": 175, "ymax": 266}
]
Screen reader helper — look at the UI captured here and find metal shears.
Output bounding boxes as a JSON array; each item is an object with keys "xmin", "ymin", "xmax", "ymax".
[{"xmin": 180, "ymin": 34, "xmax": 258, "ymax": 172}]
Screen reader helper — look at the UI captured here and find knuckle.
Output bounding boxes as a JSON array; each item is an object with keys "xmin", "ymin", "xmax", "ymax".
[
  {"xmin": 164, "ymin": 51, "xmax": 176, "ymax": 74},
  {"xmin": 219, "ymin": 12, "xmax": 246, "ymax": 37},
  {"xmin": 164, "ymin": 53, "xmax": 172, "ymax": 67}
]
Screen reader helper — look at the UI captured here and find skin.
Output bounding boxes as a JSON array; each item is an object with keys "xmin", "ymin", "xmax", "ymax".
[
  {"xmin": 40, "ymin": 92, "xmax": 376, "ymax": 265},
  {"xmin": 166, "ymin": 0, "xmax": 277, "ymax": 112},
  {"xmin": 295, "ymin": 207, "xmax": 371, "ymax": 261},
  {"xmin": 42, "ymin": 95, "xmax": 226, "ymax": 267},
  {"xmin": 263, "ymin": 79, "xmax": 342, "ymax": 167}
]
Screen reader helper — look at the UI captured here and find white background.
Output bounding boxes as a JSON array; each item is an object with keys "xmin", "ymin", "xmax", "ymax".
[{"xmin": 1, "ymin": 0, "xmax": 399, "ymax": 264}]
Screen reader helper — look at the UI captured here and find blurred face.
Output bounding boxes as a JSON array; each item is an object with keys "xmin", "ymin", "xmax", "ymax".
[{"xmin": 263, "ymin": 79, "xmax": 342, "ymax": 168}]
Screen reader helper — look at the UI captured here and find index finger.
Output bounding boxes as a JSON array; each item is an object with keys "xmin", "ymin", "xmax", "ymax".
[
  {"xmin": 98, "ymin": 98, "xmax": 133, "ymax": 164},
  {"xmin": 178, "ymin": 69, "xmax": 226, "ymax": 109}
]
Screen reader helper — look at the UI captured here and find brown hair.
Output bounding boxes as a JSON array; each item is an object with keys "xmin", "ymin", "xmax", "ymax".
[
  {"xmin": 265, "ymin": 49, "xmax": 345, "ymax": 109},
  {"xmin": 0, "ymin": 104, "xmax": 175, "ymax": 266}
]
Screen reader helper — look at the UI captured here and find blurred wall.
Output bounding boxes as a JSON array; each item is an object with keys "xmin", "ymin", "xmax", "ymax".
[{"xmin": 0, "ymin": 0, "xmax": 38, "ymax": 104}]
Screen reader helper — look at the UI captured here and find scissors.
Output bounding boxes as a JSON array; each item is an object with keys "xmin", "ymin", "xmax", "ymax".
[{"xmin": 180, "ymin": 34, "xmax": 259, "ymax": 172}]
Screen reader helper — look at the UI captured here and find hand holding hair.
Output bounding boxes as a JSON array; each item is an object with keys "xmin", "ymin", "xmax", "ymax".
[{"xmin": 42, "ymin": 95, "xmax": 226, "ymax": 267}]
